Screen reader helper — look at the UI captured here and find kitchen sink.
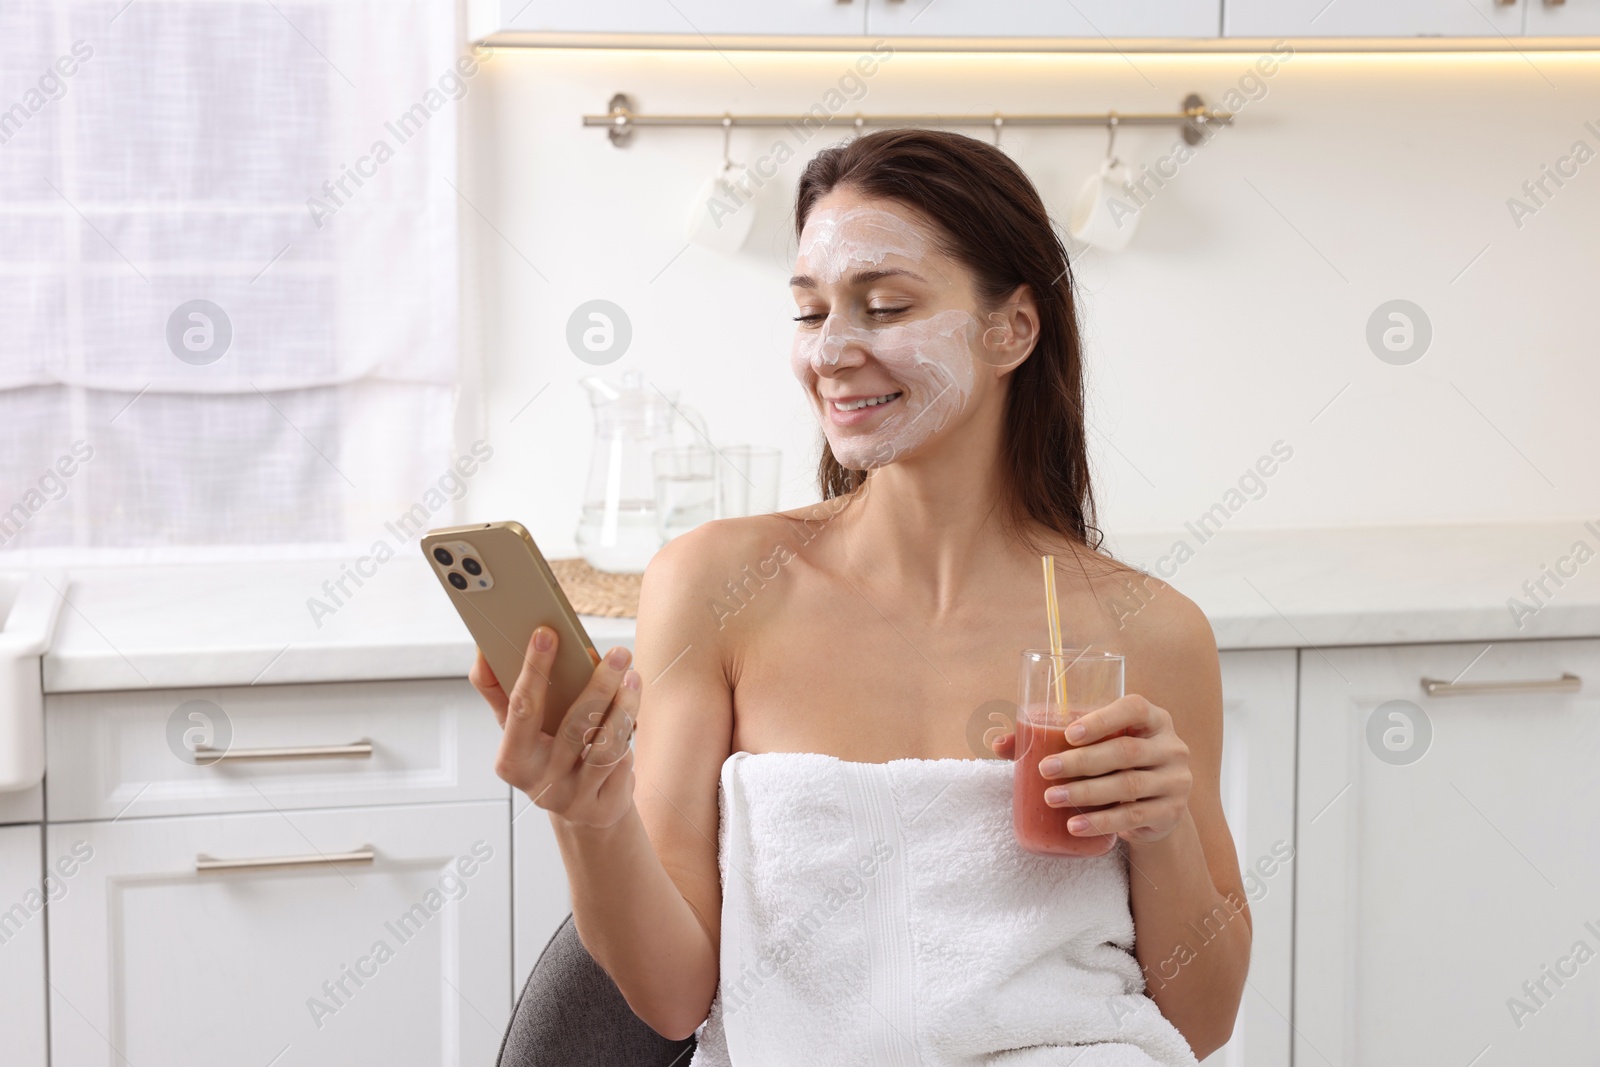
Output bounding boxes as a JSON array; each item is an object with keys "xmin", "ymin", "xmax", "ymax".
[{"xmin": 0, "ymin": 570, "xmax": 65, "ymax": 791}]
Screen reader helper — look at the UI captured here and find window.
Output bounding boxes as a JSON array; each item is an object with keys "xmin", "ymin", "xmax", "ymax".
[{"xmin": 0, "ymin": 0, "xmax": 467, "ymax": 551}]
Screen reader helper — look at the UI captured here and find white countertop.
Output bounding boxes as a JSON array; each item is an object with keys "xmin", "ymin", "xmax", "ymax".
[
  {"xmin": 32, "ymin": 521, "xmax": 1600, "ymax": 693},
  {"xmin": 38, "ymin": 556, "xmax": 637, "ymax": 694},
  {"xmin": 1103, "ymin": 521, "xmax": 1600, "ymax": 649}
]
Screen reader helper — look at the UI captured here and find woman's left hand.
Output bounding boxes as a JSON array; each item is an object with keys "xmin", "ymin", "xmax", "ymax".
[{"xmin": 992, "ymin": 693, "xmax": 1193, "ymax": 843}]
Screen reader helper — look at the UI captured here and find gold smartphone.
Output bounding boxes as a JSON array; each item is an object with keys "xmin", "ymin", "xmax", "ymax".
[{"xmin": 421, "ymin": 521, "xmax": 600, "ymax": 737}]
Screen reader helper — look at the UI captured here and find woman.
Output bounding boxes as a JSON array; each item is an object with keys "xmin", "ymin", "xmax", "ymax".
[{"xmin": 474, "ymin": 129, "xmax": 1250, "ymax": 1064}]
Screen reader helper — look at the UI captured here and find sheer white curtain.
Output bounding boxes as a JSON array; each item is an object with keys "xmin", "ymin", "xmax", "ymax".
[{"xmin": 0, "ymin": 0, "xmax": 463, "ymax": 550}]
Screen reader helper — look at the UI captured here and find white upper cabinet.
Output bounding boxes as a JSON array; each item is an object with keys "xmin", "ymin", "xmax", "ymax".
[
  {"xmin": 1224, "ymin": 0, "xmax": 1526, "ymax": 38},
  {"xmin": 471, "ymin": 0, "xmax": 867, "ymax": 37},
  {"xmin": 1295, "ymin": 639, "xmax": 1600, "ymax": 1065},
  {"xmin": 867, "ymin": 0, "xmax": 1221, "ymax": 37},
  {"xmin": 1527, "ymin": 0, "xmax": 1600, "ymax": 35},
  {"xmin": 469, "ymin": 0, "xmax": 1600, "ymax": 41}
]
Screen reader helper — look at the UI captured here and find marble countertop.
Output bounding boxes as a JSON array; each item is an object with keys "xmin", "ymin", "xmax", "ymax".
[{"xmin": 29, "ymin": 521, "xmax": 1600, "ymax": 693}]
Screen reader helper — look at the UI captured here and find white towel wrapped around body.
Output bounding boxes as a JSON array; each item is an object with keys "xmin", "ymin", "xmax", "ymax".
[{"xmin": 687, "ymin": 751, "xmax": 1200, "ymax": 1067}]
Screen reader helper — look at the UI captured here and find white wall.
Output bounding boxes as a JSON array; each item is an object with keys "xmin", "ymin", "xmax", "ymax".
[{"xmin": 458, "ymin": 45, "xmax": 1600, "ymax": 559}]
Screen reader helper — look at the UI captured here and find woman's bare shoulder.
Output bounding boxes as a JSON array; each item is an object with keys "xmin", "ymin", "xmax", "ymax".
[
  {"xmin": 644, "ymin": 513, "xmax": 803, "ymax": 583},
  {"xmin": 638, "ymin": 508, "xmax": 836, "ymax": 633},
  {"xmin": 1113, "ymin": 575, "xmax": 1217, "ymax": 671},
  {"xmin": 648, "ymin": 497, "xmax": 854, "ymax": 578},
  {"xmin": 1089, "ymin": 566, "xmax": 1221, "ymax": 721},
  {"xmin": 1050, "ymin": 541, "xmax": 1218, "ymax": 669}
]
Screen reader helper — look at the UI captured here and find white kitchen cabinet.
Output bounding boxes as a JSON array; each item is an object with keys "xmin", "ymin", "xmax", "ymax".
[
  {"xmin": 512, "ymin": 790, "xmax": 574, "ymax": 990},
  {"xmin": 465, "ymin": 0, "xmax": 1600, "ymax": 43},
  {"xmin": 1296, "ymin": 639, "xmax": 1600, "ymax": 1066},
  {"xmin": 0, "ymin": 781, "xmax": 42, "ymax": 825},
  {"xmin": 0, "ymin": 824, "xmax": 47, "ymax": 1067},
  {"xmin": 509, "ymin": 623, "xmax": 635, "ymax": 988},
  {"xmin": 1224, "ymin": 0, "xmax": 1526, "ymax": 37},
  {"xmin": 46, "ymin": 678, "xmax": 505, "ymax": 821},
  {"xmin": 469, "ymin": 0, "xmax": 867, "ymax": 40},
  {"xmin": 1202, "ymin": 650, "xmax": 1297, "ymax": 1067},
  {"xmin": 868, "ymin": 0, "xmax": 1221, "ymax": 38},
  {"xmin": 47, "ymin": 800, "xmax": 511, "ymax": 1067},
  {"xmin": 1527, "ymin": 0, "xmax": 1600, "ymax": 35}
]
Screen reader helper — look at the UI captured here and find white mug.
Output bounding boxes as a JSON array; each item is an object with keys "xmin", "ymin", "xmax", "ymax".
[
  {"xmin": 1067, "ymin": 158, "xmax": 1139, "ymax": 252},
  {"xmin": 686, "ymin": 162, "xmax": 757, "ymax": 254}
]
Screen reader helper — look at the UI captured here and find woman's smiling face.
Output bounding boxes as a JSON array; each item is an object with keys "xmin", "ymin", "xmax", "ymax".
[{"xmin": 789, "ymin": 189, "xmax": 985, "ymax": 470}]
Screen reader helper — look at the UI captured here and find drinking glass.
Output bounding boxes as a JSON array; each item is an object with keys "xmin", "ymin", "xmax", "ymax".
[
  {"xmin": 717, "ymin": 445, "xmax": 781, "ymax": 519},
  {"xmin": 653, "ymin": 447, "xmax": 716, "ymax": 543},
  {"xmin": 1012, "ymin": 649, "xmax": 1125, "ymax": 857}
]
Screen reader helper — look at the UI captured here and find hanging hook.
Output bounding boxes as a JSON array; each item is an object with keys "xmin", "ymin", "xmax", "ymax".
[
  {"xmin": 992, "ymin": 113, "xmax": 1004, "ymax": 147},
  {"xmin": 721, "ymin": 114, "xmax": 734, "ymax": 173},
  {"xmin": 1105, "ymin": 111, "xmax": 1120, "ymax": 167}
]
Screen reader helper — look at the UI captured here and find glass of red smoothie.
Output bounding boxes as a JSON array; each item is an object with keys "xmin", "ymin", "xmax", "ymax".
[{"xmin": 1012, "ymin": 648, "xmax": 1125, "ymax": 857}]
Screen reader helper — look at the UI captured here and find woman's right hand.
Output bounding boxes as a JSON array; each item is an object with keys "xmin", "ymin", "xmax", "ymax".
[{"xmin": 468, "ymin": 626, "xmax": 640, "ymax": 830}]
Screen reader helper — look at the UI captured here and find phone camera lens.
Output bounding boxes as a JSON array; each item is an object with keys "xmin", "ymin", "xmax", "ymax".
[
  {"xmin": 433, "ymin": 547, "xmax": 454, "ymax": 566},
  {"xmin": 447, "ymin": 572, "xmax": 468, "ymax": 590},
  {"xmin": 462, "ymin": 557, "xmax": 482, "ymax": 576}
]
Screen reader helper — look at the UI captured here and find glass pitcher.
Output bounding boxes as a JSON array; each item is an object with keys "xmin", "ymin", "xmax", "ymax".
[{"xmin": 576, "ymin": 370, "xmax": 707, "ymax": 573}]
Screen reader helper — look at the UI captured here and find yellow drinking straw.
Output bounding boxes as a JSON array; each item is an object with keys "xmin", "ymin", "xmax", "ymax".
[{"xmin": 1041, "ymin": 555, "xmax": 1068, "ymax": 719}]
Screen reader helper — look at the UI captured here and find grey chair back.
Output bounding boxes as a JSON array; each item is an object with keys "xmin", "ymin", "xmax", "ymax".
[{"xmin": 496, "ymin": 912, "xmax": 698, "ymax": 1067}]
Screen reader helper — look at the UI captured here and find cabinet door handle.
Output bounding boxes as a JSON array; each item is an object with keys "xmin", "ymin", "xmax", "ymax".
[
  {"xmin": 196, "ymin": 846, "xmax": 376, "ymax": 873},
  {"xmin": 1420, "ymin": 672, "xmax": 1581, "ymax": 697},
  {"xmin": 193, "ymin": 740, "xmax": 373, "ymax": 763}
]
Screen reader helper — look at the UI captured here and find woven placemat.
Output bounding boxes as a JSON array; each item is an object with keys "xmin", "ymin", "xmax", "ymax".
[{"xmin": 548, "ymin": 557, "xmax": 642, "ymax": 618}]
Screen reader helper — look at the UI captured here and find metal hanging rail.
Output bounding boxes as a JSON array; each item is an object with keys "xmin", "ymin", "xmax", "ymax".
[{"xmin": 583, "ymin": 93, "xmax": 1232, "ymax": 148}]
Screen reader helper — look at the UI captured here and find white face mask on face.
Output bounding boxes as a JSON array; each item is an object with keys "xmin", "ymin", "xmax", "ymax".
[{"xmin": 791, "ymin": 205, "xmax": 981, "ymax": 470}]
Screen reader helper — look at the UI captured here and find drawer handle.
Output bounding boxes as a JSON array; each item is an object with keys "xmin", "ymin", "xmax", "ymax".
[
  {"xmin": 193, "ymin": 740, "xmax": 374, "ymax": 763},
  {"xmin": 196, "ymin": 846, "xmax": 376, "ymax": 873},
  {"xmin": 1421, "ymin": 672, "xmax": 1581, "ymax": 697}
]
